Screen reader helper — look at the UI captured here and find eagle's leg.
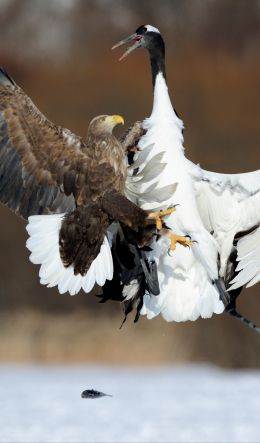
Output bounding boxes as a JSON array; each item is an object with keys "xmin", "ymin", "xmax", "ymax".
[
  {"xmin": 147, "ymin": 207, "xmax": 177, "ymax": 230},
  {"xmin": 101, "ymin": 192, "xmax": 192, "ymax": 252},
  {"xmin": 146, "ymin": 208, "xmax": 193, "ymax": 251}
]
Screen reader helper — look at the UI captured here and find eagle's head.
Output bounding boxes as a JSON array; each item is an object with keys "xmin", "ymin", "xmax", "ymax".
[{"xmin": 88, "ymin": 115, "xmax": 124, "ymax": 136}]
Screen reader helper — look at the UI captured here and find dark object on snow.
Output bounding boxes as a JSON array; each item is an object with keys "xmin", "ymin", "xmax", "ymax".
[{"xmin": 81, "ymin": 389, "xmax": 112, "ymax": 399}]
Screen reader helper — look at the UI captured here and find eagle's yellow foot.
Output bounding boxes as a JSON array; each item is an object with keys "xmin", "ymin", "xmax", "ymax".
[
  {"xmin": 147, "ymin": 207, "xmax": 177, "ymax": 230},
  {"xmin": 168, "ymin": 233, "xmax": 193, "ymax": 252}
]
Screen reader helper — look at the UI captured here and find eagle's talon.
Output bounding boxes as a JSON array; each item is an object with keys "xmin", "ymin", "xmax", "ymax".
[
  {"xmin": 146, "ymin": 208, "xmax": 194, "ymax": 254},
  {"xmin": 167, "ymin": 232, "xmax": 193, "ymax": 251},
  {"xmin": 167, "ymin": 204, "xmax": 179, "ymax": 210},
  {"xmin": 167, "ymin": 248, "xmax": 174, "ymax": 257}
]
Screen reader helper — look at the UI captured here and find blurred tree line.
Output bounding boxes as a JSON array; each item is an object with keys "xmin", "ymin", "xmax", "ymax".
[
  {"xmin": 0, "ymin": 0, "xmax": 259, "ymax": 366},
  {"xmin": 0, "ymin": 0, "xmax": 260, "ymax": 60}
]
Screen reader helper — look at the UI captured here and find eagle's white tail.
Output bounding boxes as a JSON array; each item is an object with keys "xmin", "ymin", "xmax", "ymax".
[{"xmin": 26, "ymin": 214, "xmax": 113, "ymax": 295}]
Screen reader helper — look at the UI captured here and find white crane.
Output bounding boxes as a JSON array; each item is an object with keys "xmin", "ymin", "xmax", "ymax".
[{"xmin": 113, "ymin": 24, "xmax": 260, "ymax": 331}]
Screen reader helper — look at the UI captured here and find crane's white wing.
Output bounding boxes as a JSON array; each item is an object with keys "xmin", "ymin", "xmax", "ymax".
[
  {"xmin": 192, "ymin": 165, "xmax": 260, "ymax": 198},
  {"xmin": 187, "ymin": 159, "xmax": 260, "ymax": 289},
  {"xmin": 125, "ymin": 145, "xmax": 178, "ymax": 206},
  {"xmin": 229, "ymin": 227, "xmax": 260, "ymax": 290}
]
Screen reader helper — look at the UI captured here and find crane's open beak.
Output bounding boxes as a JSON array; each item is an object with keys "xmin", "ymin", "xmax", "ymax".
[{"xmin": 112, "ymin": 33, "xmax": 143, "ymax": 61}]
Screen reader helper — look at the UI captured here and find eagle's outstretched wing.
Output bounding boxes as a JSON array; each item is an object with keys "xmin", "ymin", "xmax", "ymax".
[{"xmin": 0, "ymin": 66, "xmax": 92, "ymax": 219}]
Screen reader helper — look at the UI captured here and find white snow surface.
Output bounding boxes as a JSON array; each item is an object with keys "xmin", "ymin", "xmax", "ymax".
[{"xmin": 0, "ymin": 364, "xmax": 260, "ymax": 443}]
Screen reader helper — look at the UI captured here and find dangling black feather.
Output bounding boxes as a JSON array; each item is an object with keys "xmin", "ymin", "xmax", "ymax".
[{"xmin": 100, "ymin": 225, "xmax": 160, "ymax": 325}]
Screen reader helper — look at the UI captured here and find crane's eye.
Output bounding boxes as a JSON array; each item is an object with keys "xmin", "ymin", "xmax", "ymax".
[{"xmin": 143, "ymin": 27, "xmax": 147, "ymax": 33}]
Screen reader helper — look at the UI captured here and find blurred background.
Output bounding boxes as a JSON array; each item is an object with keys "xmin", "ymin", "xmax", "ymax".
[{"xmin": 0, "ymin": 0, "xmax": 259, "ymax": 367}]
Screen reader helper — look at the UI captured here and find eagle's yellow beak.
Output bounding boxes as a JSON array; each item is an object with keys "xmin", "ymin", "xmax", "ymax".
[{"xmin": 111, "ymin": 115, "xmax": 124, "ymax": 126}]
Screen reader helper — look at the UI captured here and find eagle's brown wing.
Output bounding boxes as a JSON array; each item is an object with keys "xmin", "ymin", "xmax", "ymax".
[{"xmin": 0, "ymin": 67, "xmax": 96, "ymax": 219}]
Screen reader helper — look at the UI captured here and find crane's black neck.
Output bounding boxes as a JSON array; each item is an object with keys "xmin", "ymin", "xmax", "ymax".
[{"xmin": 147, "ymin": 34, "xmax": 167, "ymax": 88}]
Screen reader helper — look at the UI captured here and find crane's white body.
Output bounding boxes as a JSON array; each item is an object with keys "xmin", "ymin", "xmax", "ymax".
[{"xmin": 133, "ymin": 73, "xmax": 260, "ymax": 322}]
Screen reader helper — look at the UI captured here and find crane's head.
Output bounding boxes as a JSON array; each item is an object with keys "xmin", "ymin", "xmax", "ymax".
[{"xmin": 112, "ymin": 25, "xmax": 163, "ymax": 61}]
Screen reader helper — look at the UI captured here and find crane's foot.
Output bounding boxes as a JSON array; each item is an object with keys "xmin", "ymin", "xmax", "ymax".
[{"xmin": 147, "ymin": 207, "xmax": 177, "ymax": 230}]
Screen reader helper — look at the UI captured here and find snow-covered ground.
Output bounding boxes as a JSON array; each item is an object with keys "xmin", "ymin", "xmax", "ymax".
[{"xmin": 0, "ymin": 364, "xmax": 259, "ymax": 443}]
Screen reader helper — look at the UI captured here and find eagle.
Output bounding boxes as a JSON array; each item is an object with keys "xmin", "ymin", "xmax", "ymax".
[{"xmin": 0, "ymin": 66, "xmax": 191, "ymax": 310}]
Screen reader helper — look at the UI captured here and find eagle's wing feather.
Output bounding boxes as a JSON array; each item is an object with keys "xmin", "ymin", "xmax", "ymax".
[
  {"xmin": 188, "ymin": 159, "xmax": 260, "ymax": 289},
  {"xmin": 0, "ymin": 67, "xmax": 90, "ymax": 219}
]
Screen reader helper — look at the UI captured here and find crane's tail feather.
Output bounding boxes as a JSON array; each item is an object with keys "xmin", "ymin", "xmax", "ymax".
[{"xmin": 26, "ymin": 214, "xmax": 113, "ymax": 295}]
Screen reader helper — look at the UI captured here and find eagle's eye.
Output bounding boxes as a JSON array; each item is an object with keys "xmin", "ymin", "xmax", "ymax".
[{"xmin": 100, "ymin": 117, "xmax": 106, "ymax": 122}]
